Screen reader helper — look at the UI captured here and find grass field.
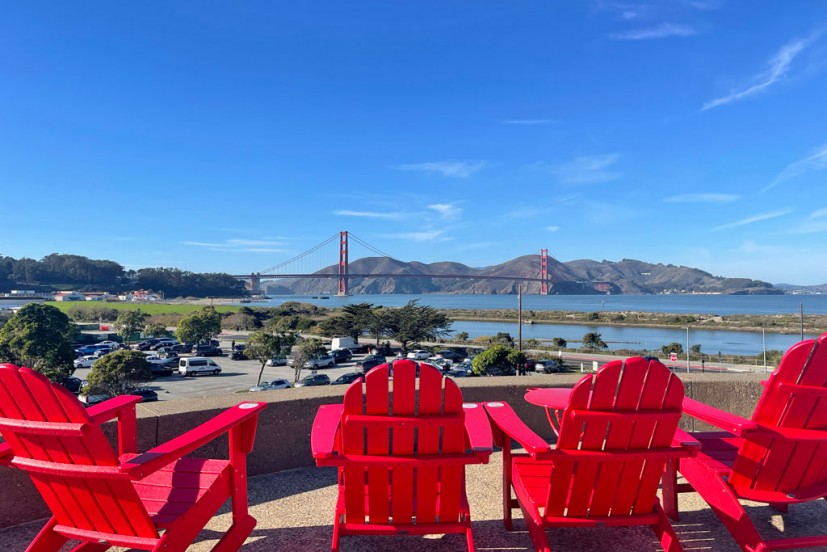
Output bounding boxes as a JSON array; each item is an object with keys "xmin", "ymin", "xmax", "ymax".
[{"xmin": 44, "ymin": 302, "xmax": 242, "ymax": 315}]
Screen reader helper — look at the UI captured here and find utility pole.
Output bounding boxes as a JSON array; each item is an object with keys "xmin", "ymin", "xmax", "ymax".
[
  {"xmin": 800, "ymin": 303, "xmax": 805, "ymax": 341},
  {"xmin": 517, "ymin": 285, "xmax": 523, "ymax": 351},
  {"xmin": 685, "ymin": 327, "xmax": 690, "ymax": 373}
]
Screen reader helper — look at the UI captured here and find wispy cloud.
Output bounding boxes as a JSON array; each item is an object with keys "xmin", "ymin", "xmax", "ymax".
[
  {"xmin": 790, "ymin": 208, "xmax": 827, "ymax": 234},
  {"xmin": 427, "ymin": 203, "xmax": 462, "ymax": 219},
  {"xmin": 395, "ymin": 161, "xmax": 486, "ymax": 179},
  {"xmin": 711, "ymin": 209, "xmax": 792, "ymax": 232},
  {"xmin": 764, "ymin": 144, "xmax": 827, "ymax": 193},
  {"xmin": 333, "ymin": 210, "xmax": 402, "ymax": 220},
  {"xmin": 380, "ymin": 230, "xmax": 451, "ymax": 243},
  {"xmin": 502, "ymin": 206, "xmax": 550, "ymax": 219},
  {"xmin": 664, "ymin": 193, "xmax": 739, "ymax": 203},
  {"xmin": 456, "ymin": 241, "xmax": 497, "ymax": 251},
  {"xmin": 502, "ymin": 119, "xmax": 555, "ymax": 125},
  {"xmin": 548, "ymin": 153, "xmax": 622, "ymax": 185},
  {"xmin": 546, "ymin": 226, "xmax": 560, "ymax": 232},
  {"xmin": 703, "ymin": 36, "xmax": 813, "ymax": 111},
  {"xmin": 610, "ymin": 22, "xmax": 697, "ymax": 40},
  {"xmin": 182, "ymin": 238, "xmax": 288, "ymax": 253}
]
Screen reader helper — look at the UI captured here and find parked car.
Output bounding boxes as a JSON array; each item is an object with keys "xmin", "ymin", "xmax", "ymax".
[
  {"xmin": 435, "ymin": 350, "xmax": 465, "ymax": 362},
  {"xmin": 294, "ymin": 374, "xmax": 331, "ymax": 387},
  {"xmin": 371, "ymin": 346, "xmax": 398, "ymax": 357},
  {"xmin": 266, "ymin": 356, "xmax": 288, "ymax": 366},
  {"xmin": 148, "ymin": 358, "xmax": 176, "ymax": 378},
  {"xmin": 78, "ymin": 392, "xmax": 111, "ymax": 406},
  {"xmin": 536, "ymin": 359, "xmax": 565, "ymax": 373},
  {"xmin": 446, "ymin": 368, "xmax": 472, "ymax": 378},
  {"xmin": 332, "ymin": 372, "xmax": 365, "ymax": 385},
  {"xmin": 97, "ymin": 340, "xmax": 121, "ymax": 348},
  {"xmin": 156, "ymin": 347, "xmax": 179, "ymax": 359},
  {"xmin": 193, "ymin": 343, "xmax": 223, "ymax": 356},
  {"xmin": 130, "ymin": 387, "xmax": 158, "ymax": 402},
  {"xmin": 230, "ymin": 344, "xmax": 248, "ymax": 360},
  {"xmin": 358, "ymin": 357, "xmax": 385, "ymax": 372},
  {"xmin": 75, "ymin": 344, "xmax": 108, "ymax": 356},
  {"xmin": 406, "ymin": 350, "xmax": 431, "ymax": 360},
  {"xmin": 92, "ymin": 346, "xmax": 117, "ymax": 358},
  {"xmin": 329, "ymin": 348, "xmax": 353, "ymax": 363},
  {"xmin": 151, "ymin": 339, "xmax": 179, "ymax": 351},
  {"xmin": 61, "ymin": 376, "xmax": 83, "ymax": 394},
  {"xmin": 136, "ymin": 338, "xmax": 161, "ymax": 351},
  {"xmin": 73, "ymin": 355, "xmax": 98, "ymax": 369},
  {"xmin": 172, "ymin": 343, "xmax": 193, "ymax": 354},
  {"xmin": 249, "ymin": 379, "xmax": 292, "ymax": 392},
  {"xmin": 304, "ymin": 354, "xmax": 336, "ymax": 369},
  {"xmin": 427, "ymin": 357, "xmax": 454, "ymax": 372}
]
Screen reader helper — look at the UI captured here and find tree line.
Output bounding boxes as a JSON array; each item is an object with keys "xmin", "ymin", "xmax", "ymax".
[{"xmin": 0, "ymin": 253, "xmax": 246, "ymax": 298}]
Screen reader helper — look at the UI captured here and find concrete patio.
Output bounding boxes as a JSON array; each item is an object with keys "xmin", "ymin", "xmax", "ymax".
[{"xmin": 4, "ymin": 449, "xmax": 827, "ymax": 552}]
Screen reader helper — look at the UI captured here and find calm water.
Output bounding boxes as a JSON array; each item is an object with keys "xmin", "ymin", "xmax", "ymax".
[{"xmin": 253, "ymin": 293, "xmax": 826, "ymax": 356}]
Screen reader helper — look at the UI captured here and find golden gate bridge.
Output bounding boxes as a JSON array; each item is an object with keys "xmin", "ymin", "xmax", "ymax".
[{"xmin": 232, "ymin": 231, "xmax": 551, "ymax": 296}]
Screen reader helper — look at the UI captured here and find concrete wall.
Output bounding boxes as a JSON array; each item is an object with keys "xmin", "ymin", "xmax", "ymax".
[{"xmin": 0, "ymin": 371, "xmax": 767, "ymax": 529}]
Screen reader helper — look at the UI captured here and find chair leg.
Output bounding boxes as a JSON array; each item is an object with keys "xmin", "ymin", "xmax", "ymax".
[
  {"xmin": 331, "ymin": 513, "xmax": 342, "ymax": 552},
  {"xmin": 662, "ymin": 459, "xmax": 679, "ymax": 521},
  {"xmin": 465, "ymin": 523, "xmax": 476, "ymax": 552},
  {"xmin": 210, "ymin": 514, "xmax": 256, "ymax": 552},
  {"xmin": 651, "ymin": 503, "xmax": 683, "ymax": 552},
  {"xmin": 503, "ymin": 445, "xmax": 513, "ymax": 530},
  {"xmin": 26, "ymin": 518, "xmax": 69, "ymax": 552},
  {"xmin": 680, "ymin": 460, "xmax": 764, "ymax": 552},
  {"xmin": 523, "ymin": 515, "xmax": 552, "ymax": 552},
  {"xmin": 769, "ymin": 502, "xmax": 789, "ymax": 513}
]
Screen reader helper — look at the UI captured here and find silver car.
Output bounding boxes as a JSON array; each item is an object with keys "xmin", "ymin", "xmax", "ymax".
[{"xmin": 249, "ymin": 379, "xmax": 292, "ymax": 392}]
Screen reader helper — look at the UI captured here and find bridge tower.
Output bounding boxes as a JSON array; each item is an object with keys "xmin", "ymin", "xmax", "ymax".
[
  {"xmin": 540, "ymin": 249, "xmax": 549, "ymax": 295},
  {"xmin": 249, "ymin": 273, "xmax": 261, "ymax": 294},
  {"xmin": 338, "ymin": 231, "xmax": 349, "ymax": 296}
]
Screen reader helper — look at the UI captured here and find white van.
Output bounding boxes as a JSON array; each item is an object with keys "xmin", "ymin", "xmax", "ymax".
[{"xmin": 178, "ymin": 357, "xmax": 222, "ymax": 376}]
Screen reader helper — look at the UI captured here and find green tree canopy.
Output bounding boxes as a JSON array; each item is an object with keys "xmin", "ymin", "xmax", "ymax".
[
  {"xmin": 0, "ymin": 303, "xmax": 77, "ymax": 382},
  {"xmin": 582, "ymin": 332, "xmax": 608, "ymax": 350},
  {"xmin": 115, "ymin": 309, "xmax": 147, "ymax": 344},
  {"xmin": 143, "ymin": 322, "xmax": 169, "ymax": 338},
  {"xmin": 85, "ymin": 350, "xmax": 152, "ymax": 396},
  {"xmin": 552, "ymin": 337, "xmax": 568, "ymax": 348},
  {"xmin": 471, "ymin": 345, "xmax": 516, "ymax": 376},
  {"xmin": 661, "ymin": 342, "xmax": 684, "ymax": 355},
  {"xmin": 176, "ymin": 306, "xmax": 222, "ymax": 344},
  {"xmin": 384, "ymin": 300, "xmax": 452, "ymax": 352},
  {"xmin": 246, "ymin": 330, "xmax": 298, "ymax": 385},
  {"xmin": 291, "ymin": 338, "xmax": 327, "ymax": 382}
]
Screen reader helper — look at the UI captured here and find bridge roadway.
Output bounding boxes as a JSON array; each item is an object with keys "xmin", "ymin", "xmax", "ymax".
[{"xmin": 232, "ymin": 273, "xmax": 545, "ymax": 281}]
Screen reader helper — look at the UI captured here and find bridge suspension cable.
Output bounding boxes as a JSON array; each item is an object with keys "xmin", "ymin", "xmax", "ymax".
[
  {"xmin": 348, "ymin": 232, "xmax": 394, "ymax": 259},
  {"xmin": 259, "ymin": 233, "xmax": 339, "ymax": 274}
]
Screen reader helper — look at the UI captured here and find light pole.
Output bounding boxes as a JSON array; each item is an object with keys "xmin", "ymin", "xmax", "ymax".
[
  {"xmin": 762, "ymin": 327, "xmax": 767, "ymax": 373},
  {"xmin": 685, "ymin": 327, "xmax": 690, "ymax": 373}
]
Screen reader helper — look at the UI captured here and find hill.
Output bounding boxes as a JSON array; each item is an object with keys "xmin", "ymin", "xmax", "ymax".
[{"xmin": 269, "ymin": 256, "xmax": 782, "ymax": 296}]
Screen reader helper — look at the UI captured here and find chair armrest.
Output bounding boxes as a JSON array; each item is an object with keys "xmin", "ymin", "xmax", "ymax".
[
  {"xmin": 120, "ymin": 402, "xmax": 266, "ymax": 479},
  {"xmin": 483, "ymin": 402, "xmax": 551, "ymax": 458},
  {"xmin": 87, "ymin": 395, "xmax": 142, "ymax": 455},
  {"xmin": 673, "ymin": 427, "xmax": 702, "ymax": 457},
  {"xmin": 0, "ymin": 441, "xmax": 11, "ymax": 466},
  {"xmin": 311, "ymin": 404, "xmax": 344, "ymax": 464},
  {"xmin": 462, "ymin": 403, "xmax": 493, "ymax": 456},
  {"xmin": 683, "ymin": 397, "xmax": 757, "ymax": 436}
]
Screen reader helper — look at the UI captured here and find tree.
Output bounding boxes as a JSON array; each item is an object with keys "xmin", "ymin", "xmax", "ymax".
[
  {"xmin": 490, "ymin": 332, "xmax": 514, "ymax": 347},
  {"xmin": 143, "ymin": 322, "xmax": 169, "ymax": 338},
  {"xmin": 552, "ymin": 337, "xmax": 568, "ymax": 348},
  {"xmin": 85, "ymin": 350, "xmax": 152, "ymax": 396},
  {"xmin": 455, "ymin": 331, "xmax": 469, "ymax": 343},
  {"xmin": 291, "ymin": 338, "xmax": 327, "ymax": 383},
  {"xmin": 690, "ymin": 344, "xmax": 702, "ymax": 355},
  {"xmin": 176, "ymin": 307, "xmax": 222, "ymax": 344},
  {"xmin": 245, "ymin": 330, "xmax": 298, "ymax": 385},
  {"xmin": 582, "ymin": 332, "xmax": 607, "ymax": 350},
  {"xmin": 318, "ymin": 303, "xmax": 380, "ymax": 343},
  {"xmin": 471, "ymin": 345, "xmax": 516, "ymax": 376},
  {"xmin": 0, "ymin": 303, "xmax": 77, "ymax": 382},
  {"xmin": 661, "ymin": 342, "xmax": 684, "ymax": 355},
  {"xmin": 384, "ymin": 300, "xmax": 452, "ymax": 352},
  {"xmin": 115, "ymin": 309, "xmax": 147, "ymax": 345}
]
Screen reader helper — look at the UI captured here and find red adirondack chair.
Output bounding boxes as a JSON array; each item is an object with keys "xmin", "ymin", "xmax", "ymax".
[
  {"xmin": 662, "ymin": 332, "xmax": 827, "ymax": 552},
  {"xmin": 311, "ymin": 359, "xmax": 493, "ymax": 552},
  {"xmin": 484, "ymin": 357, "xmax": 699, "ymax": 552},
  {"xmin": 0, "ymin": 363, "xmax": 266, "ymax": 552}
]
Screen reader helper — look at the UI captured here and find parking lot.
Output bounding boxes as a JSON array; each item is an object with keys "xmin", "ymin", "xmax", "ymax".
[{"xmin": 71, "ymin": 340, "xmax": 393, "ymax": 401}]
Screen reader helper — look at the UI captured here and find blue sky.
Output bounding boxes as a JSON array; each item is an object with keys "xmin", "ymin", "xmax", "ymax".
[{"xmin": 2, "ymin": 2, "xmax": 827, "ymax": 285}]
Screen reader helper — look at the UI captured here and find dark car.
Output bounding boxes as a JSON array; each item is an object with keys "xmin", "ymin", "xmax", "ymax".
[
  {"xmin": 61, "ymin": 376, "xmax": 83, "ymax": 395},
  {"xmin": 194, "ymin": 343, "xmax": 223, "ymax": 356},
  {"xmin": 172, "ymin": 343, "xmax": 193, "ymax": 354},
  {"xmin": 231, "ymin": 345, "xmax": 248, "ymax": 360},
  {"xmin": 330, "ymin": 348, "xmax": 353, "ymax": 363},
  {"xmin": 371, "ymin": 346, "xmax": 398, "ymax": 357},
  {"xmin": 332, "ymin": 372, "xmax": 365, "ymax": 385},
  {"xmin": 130, "ymin": 388, "xmax": 158, "ymax": 402},
  {"xmin": 294, "ymin": 374, "xmax": 331, "ymax": 387},
  {"xmin": 435, "ymin": 350, "xmax": 465, "ymax": 362},
  {"xmin": 357, "ymin": 355, "xmax": 387, "ymax": 373},
  {"xmin": 148, "ymin": 360, "xmax": 175, "ymax": 378},
  {"xmin": 136, "ymin": 339, "xmax": 161, "ymax": 351},
  {"xmin": 150, "ymin": 340, "xmax": 179, "ymax": 351}
]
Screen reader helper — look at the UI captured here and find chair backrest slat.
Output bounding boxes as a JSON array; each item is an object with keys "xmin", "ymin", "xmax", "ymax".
[
  {"xmin": 545, "ymin": 358, "xmax": 684, "ymax": 519},
  {"xmin": 730, "ymin": 334, "xmax": 827, "ymax": 495},
  {"xmin": 0, "ymin": 365, "xmax": 157, "ymax": 540},
  {"xmin": 339, "ymin": 360, "xmax": 467, "ymax": 526}
]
